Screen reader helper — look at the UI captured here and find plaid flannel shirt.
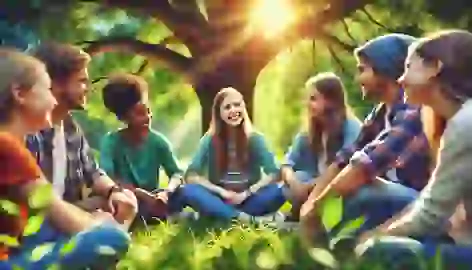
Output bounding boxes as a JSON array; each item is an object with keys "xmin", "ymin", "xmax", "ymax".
[
  {"xmin": 26, "ymin": 115, "xmax": 106, "ymax": 203},
  {"xmin": 335, "ymin": 92, "xmax": 431, "ymax": 191}
]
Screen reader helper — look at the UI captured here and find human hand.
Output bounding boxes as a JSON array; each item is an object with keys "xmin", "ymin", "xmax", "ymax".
[
  {"xmin": 154, "ymin": 190, "xmax": 170, "ymax": 203},
  {"xmin": 108, "ymin": 189, "xmax": 138, "ymax": 224},
  {"xmin": 227, "ymin": 191, "xmax": 250, "ymax": 205},
  {"xmin": 91, "ymin": 209, "xmax": 118, "ymax": 225},
  {"xmin": 220, "ymin": 189, "xmax": 238, "ymax": 201}
]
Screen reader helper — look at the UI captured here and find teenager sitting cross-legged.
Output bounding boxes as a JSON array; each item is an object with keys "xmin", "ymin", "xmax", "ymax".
[
  {"xmin": 180, "ymin": 87, "xmax": 286, "ymax": 223},
  {"xmin": 100, "ymin": 73, "xmax": 186, "ymax": 221},
  {"xmin": 281, "ymin": 72, "xmax": 361, "ymax": 221}
]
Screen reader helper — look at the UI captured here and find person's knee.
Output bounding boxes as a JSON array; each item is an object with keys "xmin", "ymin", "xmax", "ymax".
[
  {"xmin": 294, "ymin": 171, "xmax": 314, "ymax": 183},
  {"xmin": 180, "ymin": 183, "xmax": 209, "ymax": 199},
  {"xmin": 357, "ymin": 237, "xmax": 423, "ymax": 266},
  {"xmin": 79, "ymin": 224, "xmax": 131, "ymax": 257}
]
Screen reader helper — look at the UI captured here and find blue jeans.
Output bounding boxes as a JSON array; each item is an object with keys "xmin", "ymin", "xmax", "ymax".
[
  {"xmin": 331, "ymin": 179, "xmax": 419, "ymax": 236},
  {"xmin": 180, "ymin": 183, "xmax": 286, "ymax": 219},
  {"xmin": 0, "ymin": 221, "xmax": 131, "ymax": 270},
  {"xmin": 359, "ymin": 236, "xmax": 472, "ymax": 269}
]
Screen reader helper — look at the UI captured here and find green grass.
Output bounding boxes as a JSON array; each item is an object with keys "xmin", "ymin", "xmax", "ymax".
[{"xmin": 117, "ymin": 221, "xmax": 344, "ymax": 270}]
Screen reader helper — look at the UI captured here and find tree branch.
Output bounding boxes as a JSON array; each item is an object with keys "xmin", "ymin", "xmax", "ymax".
[
  {"xmin": 320, "ymin": 32, "xmax": 356, "ymax": 52},
  {"xmin": 91, "ymin": 59, "xmax": 149, "ymax": 84},
  {"xmin": 327, "ymin": 45, "xmax": 349, "ymax": 75},
  {"xmin": 295, "ymin": 0, "xmax": 373, "ymax": 39},
  {"xmin": 360, "ymin": 7, "xmax": 395, "ymax": 32},
  {"xmin": 80, "ymin": 37, "xmax": 193, "ymax": 75},
  {"xmin": 341, "ymin": 19, "xmax": 357, "ymax": 44},
  {"xmin": 87, "ymin": 0, "xmax": 208, "ymax": 49}
]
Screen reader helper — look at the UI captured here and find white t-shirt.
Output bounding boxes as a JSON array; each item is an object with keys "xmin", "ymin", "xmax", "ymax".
[{"xmin": 52, "ymin": 122, "xmax": 67, "ymax": 198}]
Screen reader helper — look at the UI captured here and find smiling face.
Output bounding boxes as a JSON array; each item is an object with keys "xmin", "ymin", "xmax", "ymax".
[
  {"xmin": 356, "ymin": 57, "xmax": 386, "ymax": 101},
  {"xmin": 53, "ymin": 67, "xmax": 90, "ymax": 110},
  {"xmin": 398, "ymin": 50, "xmax": 439, "ymax": 105},
  {"xmin": 219, "ymin": 90, "xmax": 245, "ymax": 127}
]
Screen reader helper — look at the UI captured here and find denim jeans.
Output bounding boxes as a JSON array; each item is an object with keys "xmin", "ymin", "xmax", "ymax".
[
  {"xmin": 358, "ymin": 236, "xmax": 472, "ymax": 269},
  {"xmin": 331, "ymin": 178, "xmax": 419, "ymax": 236},
  {"xmin": 179, "ymin": 183, "xmax": 286, "ymax": 219},
  {"xmin": 0, "ymin": 221, "xmax": 131, "ymax": 270}
]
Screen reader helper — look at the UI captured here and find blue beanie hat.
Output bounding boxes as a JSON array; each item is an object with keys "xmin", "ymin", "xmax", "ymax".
[{"xmin": 355, "ymin": 33, "xmax": 417, "ymax": 80}]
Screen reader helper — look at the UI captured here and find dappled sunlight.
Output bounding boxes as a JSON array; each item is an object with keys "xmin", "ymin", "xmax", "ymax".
[
  {"xmin": 249, "ymin": 0, "xmax": 296, "ymax": 38},
  {"xmin": 166, "ymin": 103, "xmax": 202, "ymax": 160}
]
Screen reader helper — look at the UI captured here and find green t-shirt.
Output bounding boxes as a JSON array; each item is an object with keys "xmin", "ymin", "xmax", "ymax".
[
  {"xmin": 99, "ymin": 129, "xmax": 182, "ymax": 191},
  {"xmin": 185, "ymin": 132, "xmax": 279, "ymax": 186}
]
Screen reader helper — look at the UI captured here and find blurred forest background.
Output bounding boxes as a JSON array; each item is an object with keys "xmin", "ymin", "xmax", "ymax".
[{"xmin": 1, "ymin": 0, "xmax": 469, "ymax": 160}]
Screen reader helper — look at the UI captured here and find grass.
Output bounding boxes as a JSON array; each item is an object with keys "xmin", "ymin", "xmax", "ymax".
[{"xmin": 117, "ymin": 220, "xmax": 345, "ymax": 270}]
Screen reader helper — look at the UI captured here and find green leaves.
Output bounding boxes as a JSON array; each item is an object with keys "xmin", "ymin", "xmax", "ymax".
[
  {"xmin": 23, "ymin": 215, "xmax": 45, "ymax": 236},
  {"xmin": 336, "ymin": 216, "xmax": 366, "ymax": 237},
  {"xmin": 308, "ymin": 248, "xmax": 339, "ymax": 269},
  {"xmin": 0, "ymin": 234, "xmax": 19, "ymax": 247},
  {"xmin": 28, "ymin": 184, "xmax": 53, "ymax": 209},
  {"xmin": 60, "ymin": 238, "xmax": 77, "ymax": 257},
  {"xmin": 31, "ymin": 243, "xmax": 54, "ymax": 262},
  {"xmin": 320, "ymin": 193, "xmax": 343, "ymax": 231},
  {"xmin": 0, "ymin": 200, "xmax": 20, "ymax": 215}
]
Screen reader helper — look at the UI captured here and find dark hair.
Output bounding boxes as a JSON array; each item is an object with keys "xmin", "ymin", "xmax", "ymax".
[
  {"xmin": 102, "ymin": 73, "xmax": 148, "ymax": 119},
  {"xmin": 0, "ymin": 48, "xmax": 45, "ymax": 123},
  {"xmin": 413, "ymin": 29, "xmax": 472, "ymax": 161},
  {"xmin": 31, "ymin": 42, "xmax": 90, "ymax": 82},
  {"xmin": 210, "ymin": 88, "xmax": 249, "ymax": 180},
  {"xmin": 305, "ymin": 72, "xmax": 354, "ymax": 163}
]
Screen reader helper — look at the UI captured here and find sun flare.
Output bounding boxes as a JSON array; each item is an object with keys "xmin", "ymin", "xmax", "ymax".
[{"xmin": 249, "ymin": 0, "xmax": 295, "ymax": 38}]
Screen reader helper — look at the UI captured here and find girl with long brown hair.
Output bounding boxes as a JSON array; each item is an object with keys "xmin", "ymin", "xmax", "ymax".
[
  {"xmin": 281, "ymin": 72, "xmax": 361, "ymax": 220},
  {"xmin": 182, "ymin": 87, "xmax": 285, "ymax": 222},
  {"xmin": 358, "ymin": 29, "xmax": 472, "ymax": 269}
]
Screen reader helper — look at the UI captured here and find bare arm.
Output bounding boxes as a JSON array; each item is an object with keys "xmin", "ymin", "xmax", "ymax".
[
  {"xmin": 186, "ymin": 173, "xmax": 227, "ymax": 196},
  {"xmin": 20, "ymin": 178, "xmax": 108, "ymax": 235}
]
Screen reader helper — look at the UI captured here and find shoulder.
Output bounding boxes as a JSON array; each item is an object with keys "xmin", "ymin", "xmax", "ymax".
[
  {"xmin": 101, "ymin": 130, "xmax": 120, "ymax": 144},
  {"xmin": 249, "ymin": 131, "xmax": 266, "ymax": 143},
  {"xmin": 198, "ymin": 132, "xmax": 213, "ymax": 147},
  {"xmin": 344, "ymin": 117, "xmax": 362, "ymax": 130},
  {"xmin": 445, "ymin": 100, "xmax": 472, "ymax": 145},
  {"xmin": 292, "ymin": 132, "xmax": 309, "ymax": 145},
  {"xmin": 149, "ymin": 129, "xmax": 173, "ymax": 147},
  {"xmin": 0, "ymin": 132, "xmax": 42, "ymax": 184}
]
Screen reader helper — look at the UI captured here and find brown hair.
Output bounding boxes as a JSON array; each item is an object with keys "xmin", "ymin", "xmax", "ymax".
[
  {"xmin": 0, "ymin": 48, "xmax": 46, "ymax": 123},
  {"xmin": 412, "ymin": 30, "xmax": 472, "ymax": 157},
  {"xmin": 31, "ymin": 42, "xmax": 90, "ymax": 82},
  {"xmin": 305, "ymin": 72, "xmax": 356, "ymax": 163},
  {"xmin": 208, "ymin": 88, "xmax": 252, "ymax": 180}
]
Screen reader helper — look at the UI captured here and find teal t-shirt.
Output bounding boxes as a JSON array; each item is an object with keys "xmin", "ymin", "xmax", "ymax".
[
  {"xmin": 185, "ymin": 132, "xmax": 279, "ymax": 186},
  {"xmin": 99, "ymin": 129, "xmax": 182, "ymax": 191}
]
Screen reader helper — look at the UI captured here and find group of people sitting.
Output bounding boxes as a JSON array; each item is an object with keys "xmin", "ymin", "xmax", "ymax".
[{"xmin": 1, "ymin": 28, "xmax": 472, "ymax": 269}]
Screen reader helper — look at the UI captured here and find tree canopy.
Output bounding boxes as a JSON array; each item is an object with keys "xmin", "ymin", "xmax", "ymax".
[{"xmin": 1, "ymin": 0, "xmax": 472, "ymax": 156}]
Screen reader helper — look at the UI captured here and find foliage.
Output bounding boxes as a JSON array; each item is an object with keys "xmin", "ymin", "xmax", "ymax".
[{"xmin": 2, "ymin": 0, "xmax": 472, "ymax": 156}]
